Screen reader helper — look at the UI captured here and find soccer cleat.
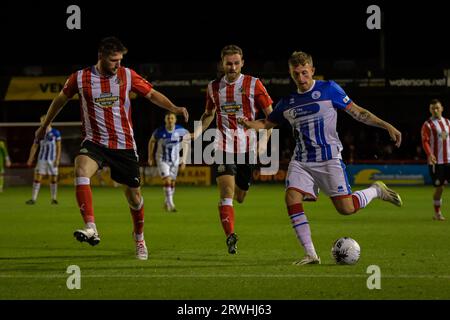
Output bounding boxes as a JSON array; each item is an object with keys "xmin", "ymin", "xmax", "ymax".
[
  {"xmin": 73, "ymin": 228, "xmax": 100, "ymax": 246},
  {"xmin": 433, "ymin": 212, "xmax": 446, "ymax": 221},
  {"xmin": 372, "ymin": 181, "xmax": 403, "ymax": 207},
  {"xmin": 25, "ymin": 199, "xmax": 36, "ymax": 205},
  {"xmin": 164, "ymin": 203, "xmax": 177, "ymax": 212},
  {"xmin": 293, "ymin": 254, "xmax": 321, "ymax": 266},
  {"xmin": 51, "ymin": 199, "xmax": 58, "ymax": 205},
  {"xmin": 226, "ymin": 233, "xmax": 238, "ymax": 254},
  {"xmin": 135, "ymin": 240, "xmax": 148, "ymax": 260}
]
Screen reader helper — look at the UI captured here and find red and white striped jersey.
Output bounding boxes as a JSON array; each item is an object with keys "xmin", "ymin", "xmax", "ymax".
[
  {"xmin": 421, "ymin": 117, "xmax": 450, "ymax": 164},
  {"xmin": 63, "ymin": 66, "xmax": 153, "ymax": 150},
  {"xmin": 206, "ymin": 74, "xmax": 273, "ymax": 153}
]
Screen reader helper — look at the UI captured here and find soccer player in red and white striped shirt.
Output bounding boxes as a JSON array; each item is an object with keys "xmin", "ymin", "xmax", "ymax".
[
  {"xmin": 421, "ymin": 98, "xmax": 450, "ymax": 221},
  {"xmin": 34, "ymin": 37, "xmax": 189, "ymax": 260},
  {"xmin": 193, "ymin": 45, "xmax": 273, "ymax": 254}
]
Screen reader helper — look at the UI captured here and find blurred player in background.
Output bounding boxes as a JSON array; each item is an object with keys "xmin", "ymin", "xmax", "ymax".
[
  {"xmin": 240, "ymin": 51, "xmax": 403, "ymax": 265},
  {"xmin": 148, "ymin": 112, "xmax": 190, "ymax": 212},
  {"xmin": 421, "ymin": 99, "xmax": 449, "ymax": 221},
  {"xmin": 192, "ymin": 45, "xmax": 273, "ymax": 254},
  {"xmin": 34, "ymin": 36, "xmax": 189, "ymax": 260},
  {"xmin": 0, "ymin": 138, "xmax": 11, "ymax": 192},
  {"xmin": 26, "ymin": 115, "xmax": 61, "ymax": 204}
]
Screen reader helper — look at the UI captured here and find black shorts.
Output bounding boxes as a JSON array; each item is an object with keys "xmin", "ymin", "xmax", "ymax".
[
  {"xmin": 213, "ymin": 152, "xmax": 255, "ymax": 191},
  {"xmin": 78, "ymin": 140, "xmax": 141, "ymax": 188},
  {"xmin": 429, "ymin": 164, "xmax": 450, "ymax": 187}
]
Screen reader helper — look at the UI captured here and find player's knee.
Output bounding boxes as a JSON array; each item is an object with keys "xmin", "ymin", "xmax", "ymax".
[
  {"xmin": 285, "ymin": 190, "xmax": 303, "ymax": 206},
  {"xmin": 336, "ymin": 206, "xmax": 355, "ymax": 215}
]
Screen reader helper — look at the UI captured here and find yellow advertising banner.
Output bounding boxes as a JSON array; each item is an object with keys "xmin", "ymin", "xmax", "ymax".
[
  {"xmin": 53, "ymin": 166, "xmax": 211, "ymax": 186},
  {"xmin": 143, "ymin": 166, "xmax": 211, "ymax": 186},
  {"xmin": 5, "ymin": 76, "xmax": 73, "ymax": 101},
  {"xmin": 5, "ymin": 76, "xmax": 137, "ymax": 101}
]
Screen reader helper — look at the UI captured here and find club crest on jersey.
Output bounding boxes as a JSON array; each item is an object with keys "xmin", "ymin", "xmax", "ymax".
[
  {"xmin": 343, "ymin": 95, "xmax": 350, "ymax": 103},
  {"xmin": 288, "ymin": 103, "xmax": 320, "ymax": 119},
  {"xmin": 440, "ymin": 131, "xmax": 448, "ymax": 140},
  {"xmin": 221, "ymin": 101, "xmax": 242, "ymax": 115},
  {"xmin": 95, "ymin": 92, "xmax": 119, "ymax": 108},
  {"xmin": 311, "ymin": 91, "xmax": 321, "ymax": 99}
]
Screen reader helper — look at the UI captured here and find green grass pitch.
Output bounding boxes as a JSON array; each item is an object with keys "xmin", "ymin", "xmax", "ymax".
[{"xmin": 0, "ymin": 184, "xmax": 449, "ymax": 299}]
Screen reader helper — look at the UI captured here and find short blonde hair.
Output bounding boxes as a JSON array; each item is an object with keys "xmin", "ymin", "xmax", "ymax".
[{"xmin": 288, "ymin": 51, "xmax": 313, "ymax": 67}]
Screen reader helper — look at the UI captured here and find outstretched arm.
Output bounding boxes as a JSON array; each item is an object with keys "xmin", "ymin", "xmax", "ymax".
[
  {"xmin": 147, "ymin": 135, "xmax": 157, "ymax": 166},
  {"xmin": 35, "ymin": 92, "xmax": 69, "ymax": 141},
  {"xmin": 346, "ymin": 103, "xmax": 402, "ymax": 147},
  {"xmin": 145, "ymin": 89, "xmax": 189, "ymax": 122},
  {"xmin": 238, "ymin": 117, "xmax": 277, "ymax": 131},
  {"xmin": 192, "ymin": 109, "xmax": 215, "ymax": 139}
]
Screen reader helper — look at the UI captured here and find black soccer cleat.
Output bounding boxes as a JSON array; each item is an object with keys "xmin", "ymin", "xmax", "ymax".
[{"xmin": 226, "ymin": 233, "xmax": 238, "ymax": 254}]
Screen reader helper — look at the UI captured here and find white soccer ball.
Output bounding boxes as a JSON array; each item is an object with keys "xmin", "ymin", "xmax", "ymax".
[{"xmin": 331, "ymin": 237, "xmax": 361, "ymax": 265}]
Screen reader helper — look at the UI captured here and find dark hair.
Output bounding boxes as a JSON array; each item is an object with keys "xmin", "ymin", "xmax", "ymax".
[
  {"xmin": 430, "ymin": 98, "xmax": 442, "ymax": 105},
  {"xmin": 98, "ymin": 36, "xmax": 128, "ymax": 56}
]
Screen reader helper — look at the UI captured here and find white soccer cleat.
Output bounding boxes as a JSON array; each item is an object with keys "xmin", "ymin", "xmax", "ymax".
[
  {"xmin": 73, "ymin": 228, "xmax": 100, "ymax": 246},
  {"xmin": 135, "ymin": 240, "xmax": 148, "ymax": 260},
  {"xmin": 433, "ymin": 212, "xmax": 446, "ymax": 221},
  {"xmin": 372, "ymin": 181, "xmax": 403, "ymax": 207},
  {"xmin": 293, "ymin": 254, "xmax": 321, "ymax": 266}
]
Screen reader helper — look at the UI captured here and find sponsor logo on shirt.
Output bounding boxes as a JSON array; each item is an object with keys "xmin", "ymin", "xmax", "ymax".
[
  {"xmin": 94, "ymin": 92, "xmax": 119, "ymax": 108},
  {"xmin": 221, "ymin": 102, "xmax": 242, "ymax": 115}
]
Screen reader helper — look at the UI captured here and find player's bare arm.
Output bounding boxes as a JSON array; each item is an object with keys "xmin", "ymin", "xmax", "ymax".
[
  {"xmin": 238, "ymin": 117, "xmax": 277, "ymax": 131},
  {"xmin": 55, "ymin": 140, "xmax": 62, "ymax": 167},
  {"xmin": 26, "ymin": 143, "xmax": 39, "ymax": 167},
  {"xmin": 145, "ymin": 89, "xmax": 189, "ymax": 122},
  {"xmin": 147, "ymin": 135, "xmax": 156, "ymax": 166},
  {"xmin": 258, "ymin": 106, "xmax": 274, "ymax": 153},
  {"xmin": 346, "ymin": 103, "xmax": 402, "ymax": 147},
  {"xmin": 192, "ymin": 109, "xmax": 215, "ymax": 139},
  {"xmin": 35, "ymin": 92, "xmax": 70, "ymax": 141},
  {"xmin": 180, "ymin": 137, "xmax": 190, "ymax": 171}
]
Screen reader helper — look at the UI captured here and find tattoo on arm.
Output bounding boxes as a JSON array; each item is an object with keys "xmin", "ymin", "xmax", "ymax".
[{"xmin": 347, "ymin": 107, "xmax": 385, "ymax": 128}]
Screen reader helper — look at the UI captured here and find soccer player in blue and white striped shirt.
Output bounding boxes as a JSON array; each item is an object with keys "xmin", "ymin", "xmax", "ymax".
[
  {"xmin": 240, "ymin": 51, "xmax": 403, "ymax": 265},
  {"xmin": 26, "ymin": 115, "xmax": 61, "ymax": 204}
]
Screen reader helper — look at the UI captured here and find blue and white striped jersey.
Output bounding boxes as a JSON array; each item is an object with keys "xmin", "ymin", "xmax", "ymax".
[
  {"xmin": 37, "ymin": 128, "xmax": 61, "ymax": 162},
  {"xmin": 268, "ymin": 80, "xmax": 352, "ymax": 162},
  {"xmin": 153, "ymin": 125, "xmax": 189, "ymax": 164}
]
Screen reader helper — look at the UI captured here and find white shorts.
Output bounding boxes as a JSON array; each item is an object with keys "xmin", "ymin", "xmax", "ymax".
[
  {"xmin": 157, "ymin": 161, "xmax": 179, "ymax": 180},
  {"xmin": 35, "ymin": 160, "xmax": 58, "ymax": 176},
  {"xmin": 286, "ymin": 158, "xmax": 352, "ymax": 200}
]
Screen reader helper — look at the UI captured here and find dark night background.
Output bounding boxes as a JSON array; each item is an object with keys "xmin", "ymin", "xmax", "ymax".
[{"xmin": 1, "ymin": 1, "xmax": 449, "ymax": 164}]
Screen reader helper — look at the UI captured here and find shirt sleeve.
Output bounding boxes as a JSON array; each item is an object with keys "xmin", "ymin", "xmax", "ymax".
[
  {"xmin": 62, "ymin": 72, "xmax": 79, "ymax": 98},
  {"xmin": 130, "ymin": 69, "xmax": 153, "ymax": 97},
  {"xmin": 421, "ymin": 122, "xmax": 432, "ymax": 156},
  {"xmin": 254, "ymin": 79, "xmax": 273, "ymax": 110},
  {"xmin": 329, "ymin": 81, "xmax": 353, "ymax": 110},
  {"xmin": 267, "ymin": 99, "xmax": 286, "ymax": 125},
  {"xmin": 54, "ymin": 129, "xmax": 62, "ymax": 141}
]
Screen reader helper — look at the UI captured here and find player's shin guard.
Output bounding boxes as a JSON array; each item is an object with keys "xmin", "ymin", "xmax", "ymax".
[
  {"xmin": 31, "ymin": 181, "xmax": 41, "ymax": 201},
  {"xmin": 351, "ymin": 186, "xmax": 378, "ymax": 211},
  {"xmin": 434, "ymin": 199, "xmax": 442, "ymax": 214},
  {"xmin": 130, "ymin": 197, "xmax": 144, "ymax": 240},
  {"xmin": 219, "ymin": 198, "xmax": 235, "ymax": 236},
  {"xmin": 287, "ymin": 204, "xmax": 317, "ymax": 257},
  {"xmin": 75, "ymin": 177, "xmax": 95, "ymax": 224},
  {"xmin": 50, "ymin": 183, "xmax": 58, "ymax": 200}
]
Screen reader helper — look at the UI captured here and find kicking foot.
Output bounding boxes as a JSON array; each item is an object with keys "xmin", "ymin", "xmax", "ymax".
[
  {"xmin": 293, "ymin": 254, "xmax": 321, "ymax": 266},
  {"xmin": 372, "ymin": 181, "xmax": 403, "ymax": 207},
  {"xmin": 73, "ymin": 228, "xmax": 100, "ymax": 246},
  {"xmin": 226, "ymin": 233, "xmax": 238, "ymax": 254}
]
